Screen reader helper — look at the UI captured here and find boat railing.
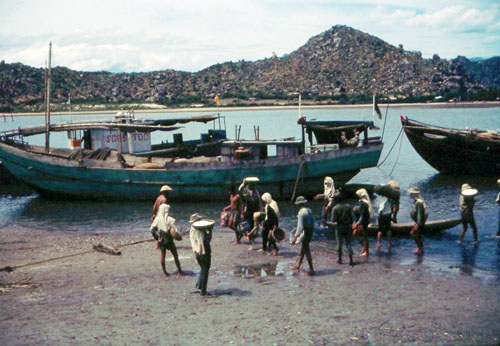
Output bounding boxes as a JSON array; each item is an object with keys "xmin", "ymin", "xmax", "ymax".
[{"xmin": 306, "ymin": 144, "xmax": 339, "ymax": 153}]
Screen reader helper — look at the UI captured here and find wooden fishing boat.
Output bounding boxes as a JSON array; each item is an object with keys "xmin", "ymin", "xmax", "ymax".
[
  {"xmin": 327, "ymin": 218, "xmax": 462, "ymax": 236},
  {"xmin": 401, "ymin": 116, "xmax": 500, "ymax": 176},
  {"xmin": 0, "ymin": 115, "xmax": 383, "ymax": 201}
]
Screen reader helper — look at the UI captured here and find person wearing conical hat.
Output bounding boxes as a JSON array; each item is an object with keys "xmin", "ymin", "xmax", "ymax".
[
  {"xmin": 189, "ymin": 214, "xmax": 213, "ymax": 296},
  {"xmin": 353, "ymin": 189, "xmax": 373, "ymax": 257},
  {"xmin": 152, "ymin": 185, "xmax": 172, "ymax": 220},
  {"xmin": 459, "ymin": 183, "xmax": 479, "ymax": 243},
  {"xmin": 408, "ymin": 186, "xmax": 428, "ymax": 255},
  {"xmin": 290, "ymin": 196, "xmax": 315, "ymax": 275},
  {"xmin": 150, "ymin": 204, "xmax": 185, "ymax": 277}
]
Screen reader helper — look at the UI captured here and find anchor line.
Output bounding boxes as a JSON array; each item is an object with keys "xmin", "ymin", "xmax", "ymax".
[
  {"xmin": 388, "ymin": 132, "xmax": 404, "ymax": 177},
  {"xmin": 377, "ymin": 127, "xmax": 403, "ymax": 168},
  {"xmin": 1, "ymin": 238, "xmax": 156, "ymax": 272},
  {"xmin": 290, "ymin": 156, "xmax": 305, "ymax": 203}
]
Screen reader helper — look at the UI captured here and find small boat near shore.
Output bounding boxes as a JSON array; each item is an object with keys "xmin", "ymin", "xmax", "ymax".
[
  {"xmin": 401, "ymin": 116, "xmax": 500, "ymax": 176},
  {"xmin": 366, "ymin": 218, "xmax": 462, "ymax": 236},
  {"xmin": 327, "ymin": 218, "xmax": 462, "ymax": 236}
]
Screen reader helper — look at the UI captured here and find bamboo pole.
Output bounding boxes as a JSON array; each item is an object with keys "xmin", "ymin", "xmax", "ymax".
[{"xmin": 45, "ymin": 42, "xmax": 52, "ymax": 153}]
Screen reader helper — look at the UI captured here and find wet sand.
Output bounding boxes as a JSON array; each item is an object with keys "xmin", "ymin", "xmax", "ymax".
[{"xmin": 0, "ymin": 225, "xmax": 499, "ymax": 345}]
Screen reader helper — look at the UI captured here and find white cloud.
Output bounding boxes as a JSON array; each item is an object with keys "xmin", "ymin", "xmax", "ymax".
[{"xmin": 0, "ymin": 0, "xmax": 498, "ymax": 72}]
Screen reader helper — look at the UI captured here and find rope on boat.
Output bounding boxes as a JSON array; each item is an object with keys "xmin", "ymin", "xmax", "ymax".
[
  {"xmin": 290, "ymin": 156, "xmax": 306, "ymax": 203},
  {"xmin": 0, "ymin": 238, "xmax": 156, "ymax": 272},
  {"xmin": 377, "ymin": 127, "xmax": 403, "ymax": 168},
  {"xmin": 388, "ymin": 132, "xmax": 404, "ymax": 177},
  {"xmin": 380, "ymin": 103, "xmax": 390, "ymax": 142}
]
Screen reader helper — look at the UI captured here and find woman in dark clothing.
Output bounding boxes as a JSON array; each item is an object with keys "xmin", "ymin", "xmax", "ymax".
[
  {"xmin": 353, "ymin": 189, "xmax": 373, "ymax": 257},
  {"xmin": 459, "ymin": 183, "xmax": 479, "ymax": 243},
  {"xmin": 408, "ymin": 186, "xmax": 427, "ymax": 255},
  {"xmin": 261, "ymin": 192, "xmax": 280, "ymax": 255},
  {"xmin": 238, "ymin": 177, "xmax": 262, "ymax": 241}
]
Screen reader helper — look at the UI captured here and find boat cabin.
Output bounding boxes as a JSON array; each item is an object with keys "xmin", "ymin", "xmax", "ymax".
[
  {"xmin": 299, "ymin": 119, "xmax": 381, "ymax": 150},
  {"xmin": 221, "ymin": 139, "xmax": 303, "ymax": 161}
]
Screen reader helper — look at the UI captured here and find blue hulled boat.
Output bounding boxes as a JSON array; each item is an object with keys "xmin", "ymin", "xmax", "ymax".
[{"xmin": 0, "ymin": 114, "xmax": 383, "ymax": 201}]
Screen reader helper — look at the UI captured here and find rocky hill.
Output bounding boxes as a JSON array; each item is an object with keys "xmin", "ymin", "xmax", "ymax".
[{"xmin": 0, "ymin": 25, "xmax": 498, "ymax": 112}]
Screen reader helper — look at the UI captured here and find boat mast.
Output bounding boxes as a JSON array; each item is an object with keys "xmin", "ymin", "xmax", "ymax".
[
  {"xmin": 45, "ymin": 42, "xmax": 52, "ymax": 152},
  {"xmin": 372, "ymin": 93, "xmax": 375, "ymax": 123}
]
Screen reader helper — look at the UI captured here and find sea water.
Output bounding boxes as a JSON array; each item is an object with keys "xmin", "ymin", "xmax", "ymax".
[{"xmin": 0, "ymin": 105, "xmax": 499, "ymax": 280}]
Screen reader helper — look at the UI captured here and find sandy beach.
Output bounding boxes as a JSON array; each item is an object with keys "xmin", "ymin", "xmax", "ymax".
[{"xmin": 0, "ymin": 224, "xmax": 498, "ymax": 345}]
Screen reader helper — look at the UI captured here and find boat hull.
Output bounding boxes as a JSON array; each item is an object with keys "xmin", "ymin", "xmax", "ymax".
[
  {"xmin": 0, "ymin": 142, "xmax": 383, "ymax": 201},
  {"xmin": 328, "ymin": 218, "xmax": 462, "ymax": 236},
  {"xmin": 367, "ymin": 218, "xmax": 462, "ymax": 236},
  {"xmin": 402, "ymin": 117, "xmax": 500, "ymax": 176}
]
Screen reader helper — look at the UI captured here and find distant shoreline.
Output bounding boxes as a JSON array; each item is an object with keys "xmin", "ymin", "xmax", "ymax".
[{"xmin": 4, "ymin": 100, "xmax": 500, "ymax": 117}]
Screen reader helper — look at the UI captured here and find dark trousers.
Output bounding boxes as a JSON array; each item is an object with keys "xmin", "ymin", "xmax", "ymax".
[
  {"xmin": 336, "ymin": 226, "xmax": 353, "ymax": 258},
  {"xmin": 461, "ymin": 216, "xmax": 478, "ymax": 242},
  {"xmin": 196, "ymin": 252, "xmax": 211, "ymax": 295},
  {"xmin": 262, "ymin": 226, "xmax": 278, "ymax": 251},
  {"xmin": 296, "ymin": 240, "xmax": 314, "ymax": 272},
  {"xmin": 498, "ymin": 208, "xmax": 500, "ymax": 236}
]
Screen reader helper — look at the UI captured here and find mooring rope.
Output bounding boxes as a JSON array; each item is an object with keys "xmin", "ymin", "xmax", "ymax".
[
  {"xmin": 0, "ymin": 238, "xmax": 156, "ymax": 272},
  {"xmin": 290, "ymin": 156, "xmax": 305, "ymax": 202},
  {"xmin": 377, "ymin": 127, "xmax": 403, "ymax": 168},
  {"xmin": 388, "ymin": 132, "xmax": 404, "ymax": 177},
  {"xmin": 380, "ymin": 103, "xmax": 390, "ymax": 142}
]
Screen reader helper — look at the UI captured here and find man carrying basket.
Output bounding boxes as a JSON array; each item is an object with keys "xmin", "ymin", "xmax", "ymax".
[{"xmin": 150, "ymin": 204, "xmax": 185, "ymax": 277}]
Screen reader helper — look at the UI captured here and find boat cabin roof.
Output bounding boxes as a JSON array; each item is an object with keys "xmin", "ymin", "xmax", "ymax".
[
  {"xmin": 301, "ymin": 120, "xmax": 376, "ymax": 129},
  {"xmin": 222, "ymin": 139, "xmax": 302, "ymax": 147}
]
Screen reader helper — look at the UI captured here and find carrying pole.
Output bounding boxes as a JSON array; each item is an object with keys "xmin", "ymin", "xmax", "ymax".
[{"xmin": 45, "ymin": 42, "xmax": 52, "ymax": 153}]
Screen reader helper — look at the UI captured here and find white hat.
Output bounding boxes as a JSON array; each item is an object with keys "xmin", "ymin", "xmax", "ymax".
[
  {"xmin": 408, "ymin": 186, "xmax": 420, "ymax": 195},
  {"xmin": 189, "ymin": 213, "xmax": 203, "ymax": 223},
  {"xmin": 160, "ymin": 185, "xmax": 172, "ymax": 193},
  {"xmin": 245, "ymin": 177, "xmax": 260, "ymax": 183},
  {"xmin": 461, "ymin": 183, "xmax": 478, "ymax": 196}
]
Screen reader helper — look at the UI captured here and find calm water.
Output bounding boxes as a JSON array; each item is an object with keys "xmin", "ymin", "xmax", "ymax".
[{"xmin": 1, "ymin": 106, "xmax": 499, "ymax": 281}]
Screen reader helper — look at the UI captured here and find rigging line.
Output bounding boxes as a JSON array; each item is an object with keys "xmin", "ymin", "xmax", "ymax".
[
  {"xmin": 290, "ymin": 156, "xmax": 305, "ymax": 203},
  {"xmin": 380, "ymin": 103, "xmax": 390, "ymax": 141},
  {"xmin": 388, "ymin": 131, "xmax": 404, "ymax": 177},
  {"xmin": 377, "ymin": 127, "xmax": 403, "ymax": 168}
]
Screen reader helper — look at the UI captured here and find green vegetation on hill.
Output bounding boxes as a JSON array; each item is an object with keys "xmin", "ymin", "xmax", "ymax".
[{"xmin": 1, "ymin": 26, "xmax": 499, "ymax": 112}]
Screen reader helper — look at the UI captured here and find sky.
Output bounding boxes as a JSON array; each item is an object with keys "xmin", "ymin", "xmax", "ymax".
[{"xmin": 0, "ymin": 0, "xmax": 499, "ymax": 73}]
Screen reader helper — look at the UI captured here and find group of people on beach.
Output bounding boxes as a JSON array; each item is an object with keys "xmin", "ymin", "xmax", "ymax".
[{"xmin": 149, "ymin": 177, "xmax": 500, "ymax": 295}]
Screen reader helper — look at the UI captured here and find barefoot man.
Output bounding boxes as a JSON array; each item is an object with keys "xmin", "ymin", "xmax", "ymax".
[
  {"xmin": 152, "ymin": 185, "xmax": 172, "ymax": 220},
  {"xmin": 290, "ymin": 196, "xmax": 315, "ymax": 275},
  {"xmin": 150, "ymin": 204, "xmax": 185, "ymax": 277},
  {"xmin": 331, "ymin": 190, "xmax": 355, "ymax": 266},
  {"xmin": 408, "ymin": 186, "xmax": 427, "ymax": 256}
]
